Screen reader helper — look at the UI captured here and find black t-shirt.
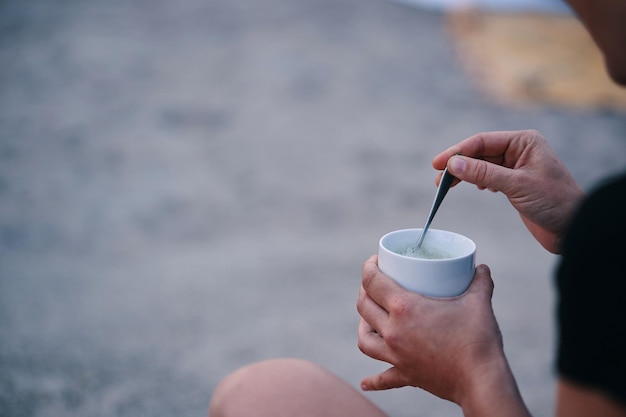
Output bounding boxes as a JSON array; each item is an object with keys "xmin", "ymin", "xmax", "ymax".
[{"xmin": 556, "ymin": 171, "xmax": 626, "ymax": 406}]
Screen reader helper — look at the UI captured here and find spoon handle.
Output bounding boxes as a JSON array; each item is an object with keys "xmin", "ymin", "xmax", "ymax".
[{"xmin": 415, "ymin": 167, "xmax": 455, "ymax": 249}]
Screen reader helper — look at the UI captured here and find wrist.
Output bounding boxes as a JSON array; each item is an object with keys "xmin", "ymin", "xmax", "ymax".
[
  {"xmin": 459, "ymin": 353, "xmax": 532, "ymax": 417},
  {"xmin": 554, "ymin": 189, "xmax": 585, "ymax": 254}
]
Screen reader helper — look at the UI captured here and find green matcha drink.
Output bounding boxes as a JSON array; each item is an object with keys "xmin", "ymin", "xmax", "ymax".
[{"xmin": 393, "ymin": 242, "xmax": 454, "ymax": 259}]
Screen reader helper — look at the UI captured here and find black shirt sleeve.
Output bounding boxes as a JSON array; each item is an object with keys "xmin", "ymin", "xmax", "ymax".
[{"xmin": 556, "ymin": 171, "xmax": 626, "ymax": 407}]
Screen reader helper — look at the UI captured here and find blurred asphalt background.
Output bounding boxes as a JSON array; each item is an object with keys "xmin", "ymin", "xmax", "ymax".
[{"xmin": 1, "ymin": 0, "xmax": 626, "ymax": 416}]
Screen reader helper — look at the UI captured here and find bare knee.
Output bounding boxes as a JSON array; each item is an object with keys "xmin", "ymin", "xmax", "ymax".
[
  {"xmin": 209, "ymin": 358, "xmax": 387, "ymax": 417},
  {"xmin": 209, "ymin": 358, "xmax": 326, "ymax": 417}
]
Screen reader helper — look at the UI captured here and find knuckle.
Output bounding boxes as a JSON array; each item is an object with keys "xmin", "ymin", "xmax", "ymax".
[
  {"xmin": 374, "ymin": 374, "xmax": 388, "ymax": 389},
  {"xmin": 520, "ymin": 129, "xmax": 546, "ymax": 147},
  {"xmin": 355, "ymin": 291, "xmax": 365, "ymax": 313},
  {"xmin": 388, "ymin": 296, "xmax": 410, "ymax": 317},
  {"xmin": 473, "ymin": 161, "xmax": 491, "ymax": 186},
  {"xmin": 361, "ymin": 263, "xmax": 377, "ymax": 289},
  {"xmin": 384, "ymin": 330, "xmax": 402, "ymax": 349},
  {"xmin": 357, "ymin": 338, "xmax": 368, "ymax": 354},
  {"xmin": 523, "ymin": 128, "xmax": 540, "ymax": 137}
]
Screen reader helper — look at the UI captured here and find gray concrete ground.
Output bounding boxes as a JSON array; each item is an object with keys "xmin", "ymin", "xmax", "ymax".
[{"xmin": 1, "ymin": 0, "xmax": 625, "ymax": 416}]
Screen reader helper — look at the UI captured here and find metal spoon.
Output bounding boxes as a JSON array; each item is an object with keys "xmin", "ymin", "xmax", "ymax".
[{"xmin": 415, "ymin": 166, "xmax": 455, "ymax": 250}]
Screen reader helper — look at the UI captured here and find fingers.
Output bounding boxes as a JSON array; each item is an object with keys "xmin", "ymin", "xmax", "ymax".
[
  {"xmin": 432, "ymin": 130, "xmax": 542, "ymax": 192},
  {"xmin": 444, "ymin": 154, "xmax": 518, "ymax": 194},
  {"xmin": 465, "ymin": 264, "xmax": 495, "ymax": 301},
  {"xmin": 357, "ymin": 285, "xmax": 388, "ymax": 335},
  {"xmin": 361, "ymin": 367, "xmax": 407, "ymax": 391},
  {"xmin": 433, "ymin": 130, "xmax": 531, "ymax": 169},
  {"xmin": 357, "ymin": 318, "xmax": 390, "ymax": 362},
  {"xmin": 358, "ymin": 258, "xmax": 401, "ymax": 366},
  {"xmin": 432, "ymin": 136, "xmax": 512, "ymax": 192},
  {"xmin": 361, "ymin": 256, "xmax": 404, "ymax": 313},
  {"xmin": 432, "ymin": 132, "xmax": 500, "ymax": 170}
]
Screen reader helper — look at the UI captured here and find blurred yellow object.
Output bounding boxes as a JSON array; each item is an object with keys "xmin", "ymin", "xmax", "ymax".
[{"xmin": 446, "ymin": 9, "xmax": 626, "ymax": 111}]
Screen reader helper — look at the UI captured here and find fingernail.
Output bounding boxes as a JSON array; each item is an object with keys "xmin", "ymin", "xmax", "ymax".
[{"xmin": 449, "ymin": 156, "xmax": 466, "ymax": 174}]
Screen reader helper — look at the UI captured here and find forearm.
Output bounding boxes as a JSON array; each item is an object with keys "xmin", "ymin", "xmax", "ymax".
[{"xmin": 459, "ymin": 353, "xmax": 532, "ymax": 417}]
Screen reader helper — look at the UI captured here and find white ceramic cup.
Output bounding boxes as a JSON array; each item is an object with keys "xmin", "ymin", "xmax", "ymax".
[{"xmin": 378, "ymin": 228, "xmax": 476, "ymax": 297}]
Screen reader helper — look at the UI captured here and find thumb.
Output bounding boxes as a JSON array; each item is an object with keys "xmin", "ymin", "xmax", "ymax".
[
  {"xmin": 464, "ymin": 264, "xmax": 494, "ymax": 299},
  {"xmin": 447, "ymin": 155, "xmax": 513, "ymax": 193},
  {"xmin": 361, "ymin": 367, "xmax": 407, "ymax": 391}
]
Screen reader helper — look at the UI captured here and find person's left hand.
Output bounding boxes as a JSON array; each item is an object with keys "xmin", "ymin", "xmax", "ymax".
[{"xmin": 356, "ymin": 256, "xmax": 505, "ymax": 404}]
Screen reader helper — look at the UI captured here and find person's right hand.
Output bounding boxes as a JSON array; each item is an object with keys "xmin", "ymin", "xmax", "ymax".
[{"xmin": 433, "ymin": 130, "xmax": 584, "ymax": 254}]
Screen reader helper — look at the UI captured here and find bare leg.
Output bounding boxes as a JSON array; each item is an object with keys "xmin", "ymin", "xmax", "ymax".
[{"xmin": 209, "ymin": 358, "xmax": 388, "ymax": 417}]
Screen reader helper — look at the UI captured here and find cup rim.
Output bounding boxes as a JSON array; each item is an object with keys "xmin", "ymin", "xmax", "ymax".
[{"xmin": 379, "ymin": 228, "xmax": 476, "ymax": 261}]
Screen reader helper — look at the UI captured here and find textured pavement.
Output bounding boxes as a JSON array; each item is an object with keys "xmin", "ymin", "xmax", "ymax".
[{"xmin": 1, "ymin": 1, "xmax": 626, "ymax": 416}]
